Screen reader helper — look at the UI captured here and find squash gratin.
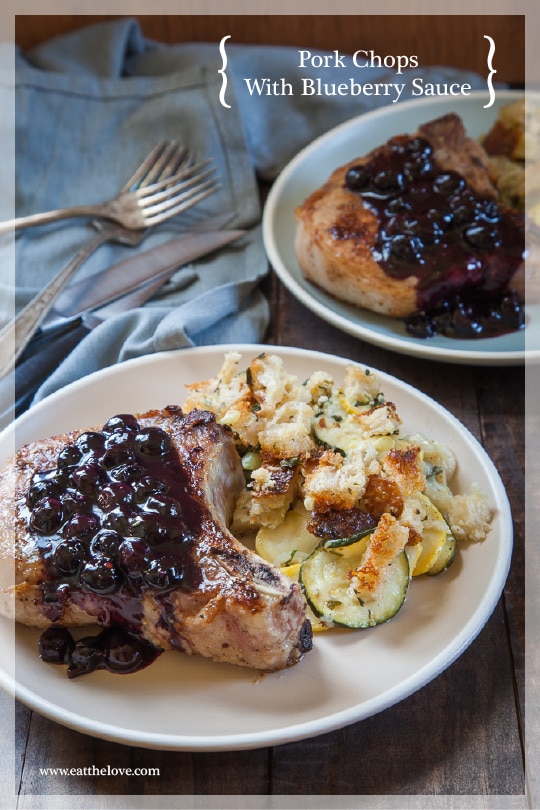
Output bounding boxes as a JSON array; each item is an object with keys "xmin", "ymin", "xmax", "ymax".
[
  {"xmin": 184, "ymin": 352, "xmax": 492, "ymax": 630},
  {"xmin": 482, "ymin": 97, "xmax": 540, "ymax": 222}
]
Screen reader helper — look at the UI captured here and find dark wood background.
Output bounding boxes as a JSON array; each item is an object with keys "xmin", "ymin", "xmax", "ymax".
[{"xmin": 15, "ymin": 14, "xmax": 525, "ymax": 85}]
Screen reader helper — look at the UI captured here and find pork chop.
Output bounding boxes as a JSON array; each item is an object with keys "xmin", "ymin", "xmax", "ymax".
[
  {"xmin": 295, "ymin": 113, "xmax": 525, "ymax": 330},
  {"xmin": 0, "ymin": 406, "xmax": 312, "ymax": 673}
]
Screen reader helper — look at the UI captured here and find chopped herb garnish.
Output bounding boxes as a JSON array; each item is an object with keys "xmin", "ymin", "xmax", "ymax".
[{"xmin": 280, "ymin": 457, "xmax": 300, "ymax": 469}]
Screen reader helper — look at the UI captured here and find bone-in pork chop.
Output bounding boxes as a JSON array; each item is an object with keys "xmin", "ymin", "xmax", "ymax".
[{"xmin": 0, "ymin": 406, "xmax": 312, "ymax": 675}]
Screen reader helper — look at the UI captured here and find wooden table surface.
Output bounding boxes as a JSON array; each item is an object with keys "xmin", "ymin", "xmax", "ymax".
[
  {"xmin": 5, "ymin": 13, "xmax": 527, "ymax": 807},
  {"xmin": 3, "ymin": 266, "xmax": 525, "ymax": 806}
]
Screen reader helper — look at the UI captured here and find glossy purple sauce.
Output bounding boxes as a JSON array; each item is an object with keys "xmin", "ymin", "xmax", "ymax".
[{"xmin": 343, "ymin": 136, "xmax": 525, "ymax": 338}]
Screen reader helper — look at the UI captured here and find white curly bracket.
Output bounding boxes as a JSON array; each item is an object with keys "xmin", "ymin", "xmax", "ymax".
[
  {"xmin": 218, "ymin": 35, "xmax": 232, "ymax": 109},
  {"xmin": 484, "ymin": 35, "xmax": 497, "ymax": 109}
]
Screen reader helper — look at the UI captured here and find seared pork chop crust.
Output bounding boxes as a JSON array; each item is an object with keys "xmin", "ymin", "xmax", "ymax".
[{"xmin": 0, "ymin": 407, "xmax": 312, "ymax": 672}]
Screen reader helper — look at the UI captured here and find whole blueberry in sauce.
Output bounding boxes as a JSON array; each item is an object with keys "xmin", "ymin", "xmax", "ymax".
[
  {"xmin": 75, "ymin": 431, "xmax": 106, "ymax": 455},
  {"xmin": 90, "ymin": 529, "xmax": 123, "ymax": 559},
  {"xmin": 38, "ymin": 627, "xmax": 74, "ymax": 665},
  {"xmin": 134, "ymin": 427, "xmax": 172, "ymax": 458},
  {"xmin": 62, "ymin": 513, "xmax": 100, "ymax": 541},
  {"xmin": 61, "ymin": 489, "xmax": 93, "ymax": 518},
  {"xmin": 67, "ymin": 636, "xmax": 105, "ymax": 678},
  {"xmin": 52, "ymin": 539, "xmax": 87, "ymax": 575},
  {"xmin": 26, "ymin": 479, "xmax": 62, "ymax": 508},
  {"xmin": 30, "ymin": 497, "xmax": 63, "ymax": 535},
  {"xmin": 103, "ymin": 414, "xmax": 139, "ymax": 435},
  {"xmin": 57, "ymin": 444, "xmax": 82, "ymax": 469},
  {"xmin": 143, "ymin": 555, "xmax": 184, "ymax": 592},
  {"xmin": 80, "ymin": 558, "xmax": 121, "ymax": 595},
  {"xmin": 118, "ymin": 537, "xmax": 151, "ymax": 578}
]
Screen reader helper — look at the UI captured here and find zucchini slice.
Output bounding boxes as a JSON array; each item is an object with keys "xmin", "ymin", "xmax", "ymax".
[
  {"xmin": 405, "ymin": 543, "xmax": 423, "ymax": 574},
  {"xmin": 255, "ymin": 507, "xmax": 319, "ymax": 567},
  {"xmin": 411, "ymin": 494, "xmax": 453, "ymax": 576},
  {"xmin": 323, "ymin": 525, "xmax": 377, "ymax": 549},
  {"xmin": 282, "ymin": 563, "xmax": 333, "ymax": 632},
  {"xmin": 299, "ymin": 537, "xmax": 410, "ymax": 629},
  {"xmin": 426, "ymin": 531, "xmax": 457, "ymax": 576}
]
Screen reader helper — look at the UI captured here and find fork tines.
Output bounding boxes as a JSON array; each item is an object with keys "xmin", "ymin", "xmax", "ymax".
[
  {"xmin": 140, "ymin": 167, "xmax": 221, "ymax": 226},
  {"xmin": 126, "ymin": 140, "xmax": 191, "ymax": 192}
]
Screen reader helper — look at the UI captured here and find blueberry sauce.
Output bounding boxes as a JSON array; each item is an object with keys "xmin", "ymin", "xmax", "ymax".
[
  {"xmin": 38, "ymin": 625, "xmax": 160, "ymax": 678},
  {"xmin": 342, "ymin": 136, "xmax": 525, "ymax": 338},
  {"xmin": 28, "ymin": 410, "xmax": 203, "ymax": 676}
]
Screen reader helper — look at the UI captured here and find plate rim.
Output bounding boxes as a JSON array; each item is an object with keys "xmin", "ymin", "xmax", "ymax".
[
  {"xmin": 0, "ymin": 344, "xmax": 514, "ymax": 750},
  {"xmin": 262, "ymin": 90, "xmax": 536, "ymax": 366}
]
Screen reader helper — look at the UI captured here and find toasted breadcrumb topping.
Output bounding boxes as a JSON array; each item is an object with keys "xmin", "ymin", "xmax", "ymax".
[{"xmin": 350, "ymin": 513, "xmax": 410, "ymax": 597}]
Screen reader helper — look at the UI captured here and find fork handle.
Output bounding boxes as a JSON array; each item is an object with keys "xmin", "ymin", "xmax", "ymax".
[
  {"xmin": 0, "ymin": 229, "xmax": 111, "ymax": 378},
  {"xmin": 0, "ymin": 192, "xmax": 142, "ymax": 234},
  {"xmin": 0, "ymin": 202, "xmax": 125, "ymax": 234}
]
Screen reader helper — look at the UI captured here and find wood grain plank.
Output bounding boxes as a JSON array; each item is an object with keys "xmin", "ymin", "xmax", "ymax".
[
  {"xmin": 14, "ymin": 14, "xmax": 525, "ymax": 84},
  {"xmin": 0, "ymin": 688, "xmax": 24, "ymax": 803},
  {"xmin": 476, "ymin": 367, "xmax": 525, "ymax": 719},
  {"xmin": 18, "ymin": 712, "xmax": 269, "ymax": 796}
]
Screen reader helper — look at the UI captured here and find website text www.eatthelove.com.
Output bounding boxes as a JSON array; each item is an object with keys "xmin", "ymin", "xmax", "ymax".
[{"xmin": 38, "ymin": 765, "xmax": 160, "ymax": 777}]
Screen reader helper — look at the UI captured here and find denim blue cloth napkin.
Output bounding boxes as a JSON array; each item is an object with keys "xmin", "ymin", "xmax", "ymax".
[{"xmin": 0, "ymin": 17, "xmax": 488, "ymax": 425}]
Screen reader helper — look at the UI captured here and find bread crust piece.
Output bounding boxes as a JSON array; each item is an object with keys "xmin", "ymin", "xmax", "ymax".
[
  {"xmin": 294, "ymin": 113, "xmax": 506, "ymax": 319},
  {"xmin": 0, "ymin": 407, "xmax": 312, "ymax": 672}
]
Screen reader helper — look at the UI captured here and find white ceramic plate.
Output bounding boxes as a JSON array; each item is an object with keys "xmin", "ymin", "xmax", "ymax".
[
  {"xmin": 0, "ymin": 345, "xmax": 512, "ymax": 750},
  {"xmin": 263, "ymin": 90, "xmax": 539, "ymax": 365}
]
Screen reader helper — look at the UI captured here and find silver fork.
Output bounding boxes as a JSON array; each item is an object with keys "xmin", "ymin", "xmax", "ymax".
[
  {"xmin": 0, "ymin": 141, "xmax": 220, "ymax": 234},
  {"xmin": 0, "ymin": 141, "xmax": 220, "ymax": 377}
]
